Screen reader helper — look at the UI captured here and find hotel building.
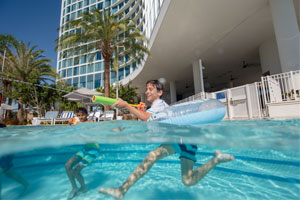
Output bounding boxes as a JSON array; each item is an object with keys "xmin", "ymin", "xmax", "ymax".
[{"xmin": 57, "ymin": 0, "xmax": 299, "ymax": 104}]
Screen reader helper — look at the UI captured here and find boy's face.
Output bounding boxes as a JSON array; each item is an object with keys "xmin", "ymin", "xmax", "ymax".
[
  {"xmin": 145, "ymin": 83, "xmax": 162, "ymax": 103},
  {"xmin": 77, "ymin": 112, "xmax": 87, "ymax": 122}
]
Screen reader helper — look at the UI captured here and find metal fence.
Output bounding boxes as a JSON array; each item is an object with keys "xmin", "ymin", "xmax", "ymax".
[
  {"xmin": 261, "ymin": 70, "xmax": 300, "ymax": 104},
  {"xmin": 174, "ymin": 70, "xmax": 300, "ymax": 120}
]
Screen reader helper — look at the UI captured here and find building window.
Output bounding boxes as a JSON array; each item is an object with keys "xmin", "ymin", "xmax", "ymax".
[
  {"xmin": 80, "ymin": 55, "xmax": 86, "ymax": 64},
  {"xmin": 61, "ymin": 70, "xmax": 66, "ymax": 78},
  {"xmin": 80, "ymin": 65, "xmax": 86, "ymax": 74},
  {"xmin": 80, "ymin": 76, "xmax": 86, "ymax": 88},
  {"xmin": 125, "ymin": 65, "xmax": 130, "ymax": 76},
  {"xmin": 90, "ymin": 0, "xmax": 96, "ymax": 4},
  {"xmin": 66, "ymin": 14, "xmax": 70, "ymax": 22},
  {"xmin": 84, "ymin": 7, "xmax": 89, "ymax": 12},
  {"xmin": 62, "ymin": 60, "xmax": 67, "ymax": 68},
  {"xmin": 118, "ymin": 68, "xmax": 124, "ymax": 80},
  {"xmin": 67, "ymin": 78, "xmax": 72, "ymax": 85},
  {"xmin": 87, "ymin": 64, "xmax": 94, "ymax": 73},
  {"xmin": 105, "ymin": 0, "xmax": 111, "ymax": 8},
  {"xmin": 88, "ymin": 54, "xmax": 94, "ymax": 62},
  {"xmin": 73, "ymin": 67, "xmax": 79, "ymax": 75},
  {"xmin": 112, "ymin": 5, "xmax": 118, "ymax": 14},
  {"xmin": 132, "ymin": 62, "xmax": 136, "ymax": 71},
  {"xmin": 87, "ymin": 74, "xmax": 94, "ymax": 89},
  {"xmin": 78, "ymin": 1, "xmax": 82, "ymax": 9},
  {"xmin": 71, "ymin": 4, "xmax": 76, "ymax": 11},
  {"xmin": 125, "ymin": 7, "xmax": 129, "ymax": 14},
  {"xmin": 84, "ymin": 0, "xmax": 89, "ymax": 6},
  {"xmin": 74, "ymin": 56, "xmax": 79, "ymax": 65},
  {"xmin": 97, "ymin": 2, "xmax": 103, "ymax": 10},
  {"xmin": 73, "ymin": 77, "xmax": 79, "ymax": 87},
  {"xmin": 94, "ymin": 73, "xmax": 101, "ymax": 88},
  {"xmin": 67, "ymin": 58, "xmax": 73, "ymax": 66},
  {"xmin": 67, "ymin": 68, "xmax": 73, "ymax": 77},
  {"xmin": 111, "ymin": 71, "xmax": 116, "ymax": 84},
  {"xmin": 95, "ymin": 62, "xmax": 103, "ymax": 71},
  {"xmin": 119, "ymin": 2, "xmax": 124, "ymax": 9},
  {"xmin": 77, "ymin": 9, "xmax": 82, "ymax": 16},
  {"xmin": 66, "ymin": 6, "xmax": 71, "ymax": 13},
  {"xmin": 71, "ymin": 12, "xmax": 76, "ymax": 20},
  {"xmin": 96, "ymin": 52, "xmax": 102, "ymax": 60}
]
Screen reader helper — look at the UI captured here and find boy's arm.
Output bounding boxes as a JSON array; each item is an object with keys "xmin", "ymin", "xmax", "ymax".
[{"xmin": 114, "ymin": 98, "xmax": 152, "ymax": 121}]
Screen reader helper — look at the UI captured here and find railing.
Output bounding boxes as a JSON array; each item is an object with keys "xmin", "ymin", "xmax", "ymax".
[
  {"xmin": 261, "ymin": 70, "xmax": 300, "ymax": 104},
  {"xmin": 174, "ymin": 70, "xmax": 300, "ymax": 120}
]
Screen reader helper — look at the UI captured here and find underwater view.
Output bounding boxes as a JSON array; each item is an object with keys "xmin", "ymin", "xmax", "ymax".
[{"xmin": 0, "ymin": 119, "xmax": 299, "ymax": 200}]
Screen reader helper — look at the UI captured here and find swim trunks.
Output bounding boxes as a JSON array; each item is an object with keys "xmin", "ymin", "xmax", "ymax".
[
  {"xmin": 75, "ymin": 144, "xmax": 100, "ymax": 166},
  {"xmin": 0, "ymin": 154, "xmax": 14, "ymax": 172},
  {"xmin": 172, "ymin": 144, "xmax": 197, "ymax": 162}
]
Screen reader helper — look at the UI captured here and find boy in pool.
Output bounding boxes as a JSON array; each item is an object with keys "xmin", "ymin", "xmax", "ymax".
[
  {"xmin": 98, "ymin": 80, "xmax": 234, "ymax": 200},
  {"xmin": 65, "ymin": 107, "xmax": 99, "ymax": 200},
  {"xmin": 0, "ymin": 124, "xmax": 29, "ymax": 200}
]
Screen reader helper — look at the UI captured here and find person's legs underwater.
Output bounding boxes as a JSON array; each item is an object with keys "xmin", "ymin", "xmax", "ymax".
[
  {"xmin": 98, "ymin": 144, "xmax": 175, "ymax": 200},
  {"xmin": 180, "ymin": 150, "xmax": 234, "ymax": 186}
]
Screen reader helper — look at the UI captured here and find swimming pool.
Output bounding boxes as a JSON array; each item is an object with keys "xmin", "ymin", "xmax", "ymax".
[{"xmin": 0, "ymin": 119, "xmax": 299, "ymax": 199}]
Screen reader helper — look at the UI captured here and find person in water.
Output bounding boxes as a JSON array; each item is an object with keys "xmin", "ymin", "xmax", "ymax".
[
  {"xmin": 98, "ymin": 80, "xmax": 234, "ymax": 200},
  {"xmin": 65, "ymin": 107, "xmax": 99, "ymax": 200},
  {"xmin": 0, "ymin": 123, "xmax": 29, "ymax": 199}
]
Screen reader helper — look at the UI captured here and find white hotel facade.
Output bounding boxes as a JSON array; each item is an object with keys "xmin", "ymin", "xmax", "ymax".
[{"xmin": 57, "ymin": 0, "xmax": 299, "ymax": 106}]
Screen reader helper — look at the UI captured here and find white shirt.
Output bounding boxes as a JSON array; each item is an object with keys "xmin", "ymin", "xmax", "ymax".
[{"xmin": 147, "ymin": 99, "xmax": 169, "ymax": 121}]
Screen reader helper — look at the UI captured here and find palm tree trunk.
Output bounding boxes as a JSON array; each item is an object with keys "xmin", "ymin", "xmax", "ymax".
[
  {"xmin": 104, "ymin": 57, "xmax": 110, "ymax": 97},
  {"xmin": 5, "ymin": 82, "xmax": 12, "ymax": 120},
  {"xmin": 17, "ymin": 98, "xmax": 24, "ymax": 124},
  {"xmin": 2, "ymin": 80, "xmax": 8, "ymax": 103},
  {"xmin": 104, "ymin": 56, "xmax": 111, "ymax": 111},
  {"xmin": 6, "ymin": 98, "xmax": 12, "ymax": 120}
]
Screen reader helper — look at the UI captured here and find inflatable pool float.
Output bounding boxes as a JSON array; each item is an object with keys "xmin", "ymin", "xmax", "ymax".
[
  {"xmin": 150, "ymin": 99, "xmax": 226, "ymax": 125},
  {"xmin": 92, "ymin": 96, "xmax": 226, "ymax": 125}
]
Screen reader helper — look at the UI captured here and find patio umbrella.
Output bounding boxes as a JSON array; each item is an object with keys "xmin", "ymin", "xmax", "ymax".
[
  {"xmin": 63, "ymin": 88, "xmax": 103, "ymax": 104},
  {"xmin": 0, "ymin": 104, "xmax": 17, "ymax": 110}
]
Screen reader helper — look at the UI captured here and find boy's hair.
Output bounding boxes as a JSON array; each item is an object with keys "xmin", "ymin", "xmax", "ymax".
[
  {"xmin": 77, "ymin": 107, "xmax": 88, "ymax": 115},
  {"xmin": 146, "ymin": 80, "xmax": 164, "ymax": 91},
  {"xmin": 146, "ymin": 80, "xmax": 164, "ymax": 98}
]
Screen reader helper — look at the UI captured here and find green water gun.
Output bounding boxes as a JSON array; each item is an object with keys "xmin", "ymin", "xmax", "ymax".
[
  {"xmin": 92, "ymin": 95, "xmax": 117, "ymax": 105},
  {"xmin": 92, "ymin": 95, "xmax": 146, "ymax": 110}
]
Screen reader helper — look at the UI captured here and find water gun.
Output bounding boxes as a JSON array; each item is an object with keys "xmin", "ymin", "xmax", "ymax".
[
  {"xmin": 92, "ymin": 95, "xmax": 146, "ymax": 111},
  {"xmin": 71, "ymin": 115, "xmax": 80, "ymax": 124}
]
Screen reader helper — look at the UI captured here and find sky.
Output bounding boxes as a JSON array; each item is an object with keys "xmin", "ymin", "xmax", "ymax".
[{"xmin": 0, "ymin": 0, "xmax": 62, "ymax": 69}]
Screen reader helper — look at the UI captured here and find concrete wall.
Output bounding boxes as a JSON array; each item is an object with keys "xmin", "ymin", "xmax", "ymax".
[{"xmin": 259, "ymin": 37, "xmax": 282, "ymax": 75}]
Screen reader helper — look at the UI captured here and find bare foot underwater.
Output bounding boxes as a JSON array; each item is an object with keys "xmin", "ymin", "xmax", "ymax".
[{"xmin": 98, "ymin": 187, "xmax": 124, "ymax": 200}]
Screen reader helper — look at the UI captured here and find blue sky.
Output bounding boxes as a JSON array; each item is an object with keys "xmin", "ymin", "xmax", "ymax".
[{"xmin": 0, "ymin": 0, "xmax": 62, "ymax": 69}]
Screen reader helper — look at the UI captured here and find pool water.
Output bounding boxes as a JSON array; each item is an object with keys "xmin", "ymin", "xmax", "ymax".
[{"xmin": 0, "ymin": 119, "xmax": 299, "ymax": 200}]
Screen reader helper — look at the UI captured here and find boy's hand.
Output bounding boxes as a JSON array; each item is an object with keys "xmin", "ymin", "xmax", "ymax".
[
  {"xmin": 68, "ymin": 118, "xmax": 73, "ymax": 125},
  {"xmin": 113, "ymin": 98, "xmax": 129, "ymax": 109}
]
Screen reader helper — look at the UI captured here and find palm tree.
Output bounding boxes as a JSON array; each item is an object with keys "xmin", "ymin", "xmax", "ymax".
[
  {"xmin": 56, "ymin": 9, "xmax": 150, "ymax": 101},
  {"xmin": 0, "ymin": 34, "xmax": 19, "ymax": 120},
  {"xmin": 2, "ymin": 40, "xmax": 58, "ymax": 123}
]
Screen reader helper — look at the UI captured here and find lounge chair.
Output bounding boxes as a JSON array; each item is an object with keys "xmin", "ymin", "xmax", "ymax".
[
  {"xmin": 54, "ymin": 111, "xmax": 74, "ymax": 124},
  {"xmin": 88, "ymin": 110, "xmax": 103, "ymax": 122},
  {"xmin": 99, "ymin": 110, "xmax": 115, "ymax": 121},
  {"xmin": 38, "ymin": 111, "xmax": 59, "ymax": 125}
]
